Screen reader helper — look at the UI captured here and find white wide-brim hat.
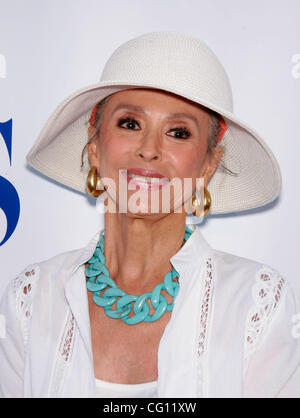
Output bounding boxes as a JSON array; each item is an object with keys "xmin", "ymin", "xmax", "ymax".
[{"xmin": 26, "ymin": 31, "xmax": 282, "ymax": 215}]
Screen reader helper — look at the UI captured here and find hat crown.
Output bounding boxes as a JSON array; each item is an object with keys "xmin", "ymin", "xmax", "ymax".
[{"xmin": 100, "ymin": 31, "xmax": 233, "ymax": 112}]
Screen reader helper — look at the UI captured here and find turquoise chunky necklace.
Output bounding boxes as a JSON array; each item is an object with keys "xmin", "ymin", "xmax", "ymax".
[{"xmin": 85, "ymin": 225, "xmax": 193, "ymax": 325}]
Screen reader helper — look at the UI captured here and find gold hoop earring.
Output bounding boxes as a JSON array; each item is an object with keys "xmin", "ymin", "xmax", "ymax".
[
  {"xmin": 86, "ymin": 166, "xmax": 105, "ymax": 197},
  {"xmin": 191, "ymin": 187, "xmax": 211, "ymax": 217}
]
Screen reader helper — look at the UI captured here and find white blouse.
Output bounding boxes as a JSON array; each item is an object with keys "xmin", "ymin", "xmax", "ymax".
[
  {"xmin": 0, "ymin": 224, "xmax": 300, "ymax": 398},
  {"xmin": 94, "ymin": 378, "xmax": 157, "ymax": 398}
]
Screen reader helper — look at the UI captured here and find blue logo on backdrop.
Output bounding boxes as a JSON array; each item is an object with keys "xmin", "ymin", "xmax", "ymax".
[{"xmin": 0, "ymin": 119, "xmax": 20, "ymax": 246}]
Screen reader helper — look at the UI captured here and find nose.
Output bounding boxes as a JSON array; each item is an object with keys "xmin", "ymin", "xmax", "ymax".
[{"xmin": 135, "ymin": 130, "xmax": 161, "ymax": 162}]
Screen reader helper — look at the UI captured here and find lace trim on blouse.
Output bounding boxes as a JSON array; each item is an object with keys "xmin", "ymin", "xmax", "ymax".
[
  {"xmin": 196, "ymin": 257, "xmax": 214, "ymax": 397},
  {"xmin": 13, "ymin": 264, "xmax": 40, "ymax": 349},
  {"xmin": 244, "ymin": 265, "xmax": 285, "ymax": 375},
  {"xmin": 49, "ymin": 311, "xmax": 77, "ymax": 397}
]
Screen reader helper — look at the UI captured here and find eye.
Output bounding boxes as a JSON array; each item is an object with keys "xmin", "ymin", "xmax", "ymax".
[
  {"xmin": 118, "ymin": 117, "xmax": 140, "ymax": 130},
  {"xmin": 168, "ymin": 127, "xmax": 191, "ymax": 139}
]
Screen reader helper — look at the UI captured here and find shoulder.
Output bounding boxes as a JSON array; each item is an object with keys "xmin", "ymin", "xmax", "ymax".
[
  {"xmin": 212, "ymin": 246, "xmax": 279, "ymax": 273},
  {"xmin": 209, "ymin": 245, "xmax": 288, "ymax": 312},
  {"xmin": 0, "ymin": 246, "xmax": 83, "ymax": 321},
  {"xmin": 211, "ymin": 248, "xmax": 288, "ymax": 326},
  {"xmin": 9, "ymin": 246, "xmax": 86, "ymax": 298},
  {"xmin": 0, "ymin": 231, "xmax": 98, "ymax": 333},
  {"xmin": 211, "ymin": 247, "xmax": 286, "ymax": 295},
  {"xmin": 210, "ymin": 247, "xmax": 289, "ymax": 349},
  {"xmin": 30, "ymin": 246, "xmax": 86, "ymax": 282},
  {"xmin": 13, "ymin": 229, "xmax": 101, "ymax": 291}
]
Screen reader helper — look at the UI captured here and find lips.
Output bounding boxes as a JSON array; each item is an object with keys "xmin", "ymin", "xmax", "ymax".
[
  {"xmin": 127, "ymin": 168, "xmax": 168, "ymax": 179},
  {"xmin": 120, "ymin": 168, "xmax": 169, "ymax": 190}
]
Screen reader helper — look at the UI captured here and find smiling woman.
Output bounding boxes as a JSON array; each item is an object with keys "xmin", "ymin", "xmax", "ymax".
[{"xmin": 0, "ymin": 31, "xmax": 299, "ymax": 398}]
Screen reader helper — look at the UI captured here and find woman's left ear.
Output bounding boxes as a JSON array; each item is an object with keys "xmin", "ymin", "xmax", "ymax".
[
  {"xmin": 88, "ymin": 126, "xmax": 97, "ymax": 142},
  {"xmin": 87, "ymin": 127, "xmax": 100, "ymax": 169},
  {"xmin": 201, "ymin": 146, "xmax": 223, "ymax": 186}
]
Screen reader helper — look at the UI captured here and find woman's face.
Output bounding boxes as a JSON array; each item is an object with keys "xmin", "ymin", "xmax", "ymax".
[{"xmin": 88, "ymin": 88, "xmax": 222, "ymax": 219}]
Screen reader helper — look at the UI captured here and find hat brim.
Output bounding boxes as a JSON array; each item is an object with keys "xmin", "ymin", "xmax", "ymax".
[{"xmin": 26, "ymin": 81, "xmax": 282, "ymax": 215}]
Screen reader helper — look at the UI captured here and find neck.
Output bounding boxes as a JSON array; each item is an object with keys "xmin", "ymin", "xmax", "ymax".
[{"xmin": 103, "ymin": 211, "xmax": 188, "ymax": 294}]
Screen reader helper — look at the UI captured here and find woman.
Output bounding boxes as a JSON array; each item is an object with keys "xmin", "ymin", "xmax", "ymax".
[{"xmin": 0, "ymin": 31, "xmax": 299, "ymax": 398}]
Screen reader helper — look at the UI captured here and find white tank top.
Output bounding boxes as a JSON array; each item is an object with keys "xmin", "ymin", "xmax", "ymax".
[{"xmin": 95, "ymin": 377, "xmax": 157, "ymax": 398}]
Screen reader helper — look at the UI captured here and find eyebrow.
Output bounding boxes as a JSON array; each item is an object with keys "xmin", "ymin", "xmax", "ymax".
[
  {"xmin": 112, "ymin": 104, "xmax": 199, "ymax": 127},
  {"xmin": 166, "ymin": 112, "xmax": 199, "ymax": 127}
]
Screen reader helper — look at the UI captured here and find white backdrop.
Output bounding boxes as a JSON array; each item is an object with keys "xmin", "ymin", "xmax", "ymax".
[{"xmin": 0, "ymin": 0, "xmax": 299, "ymax": 299}]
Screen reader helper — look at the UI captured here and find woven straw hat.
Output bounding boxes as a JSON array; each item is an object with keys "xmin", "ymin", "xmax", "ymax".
[{"xmin": 26, "ymin": 31, "xmax": 282, "ymax": 215}]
